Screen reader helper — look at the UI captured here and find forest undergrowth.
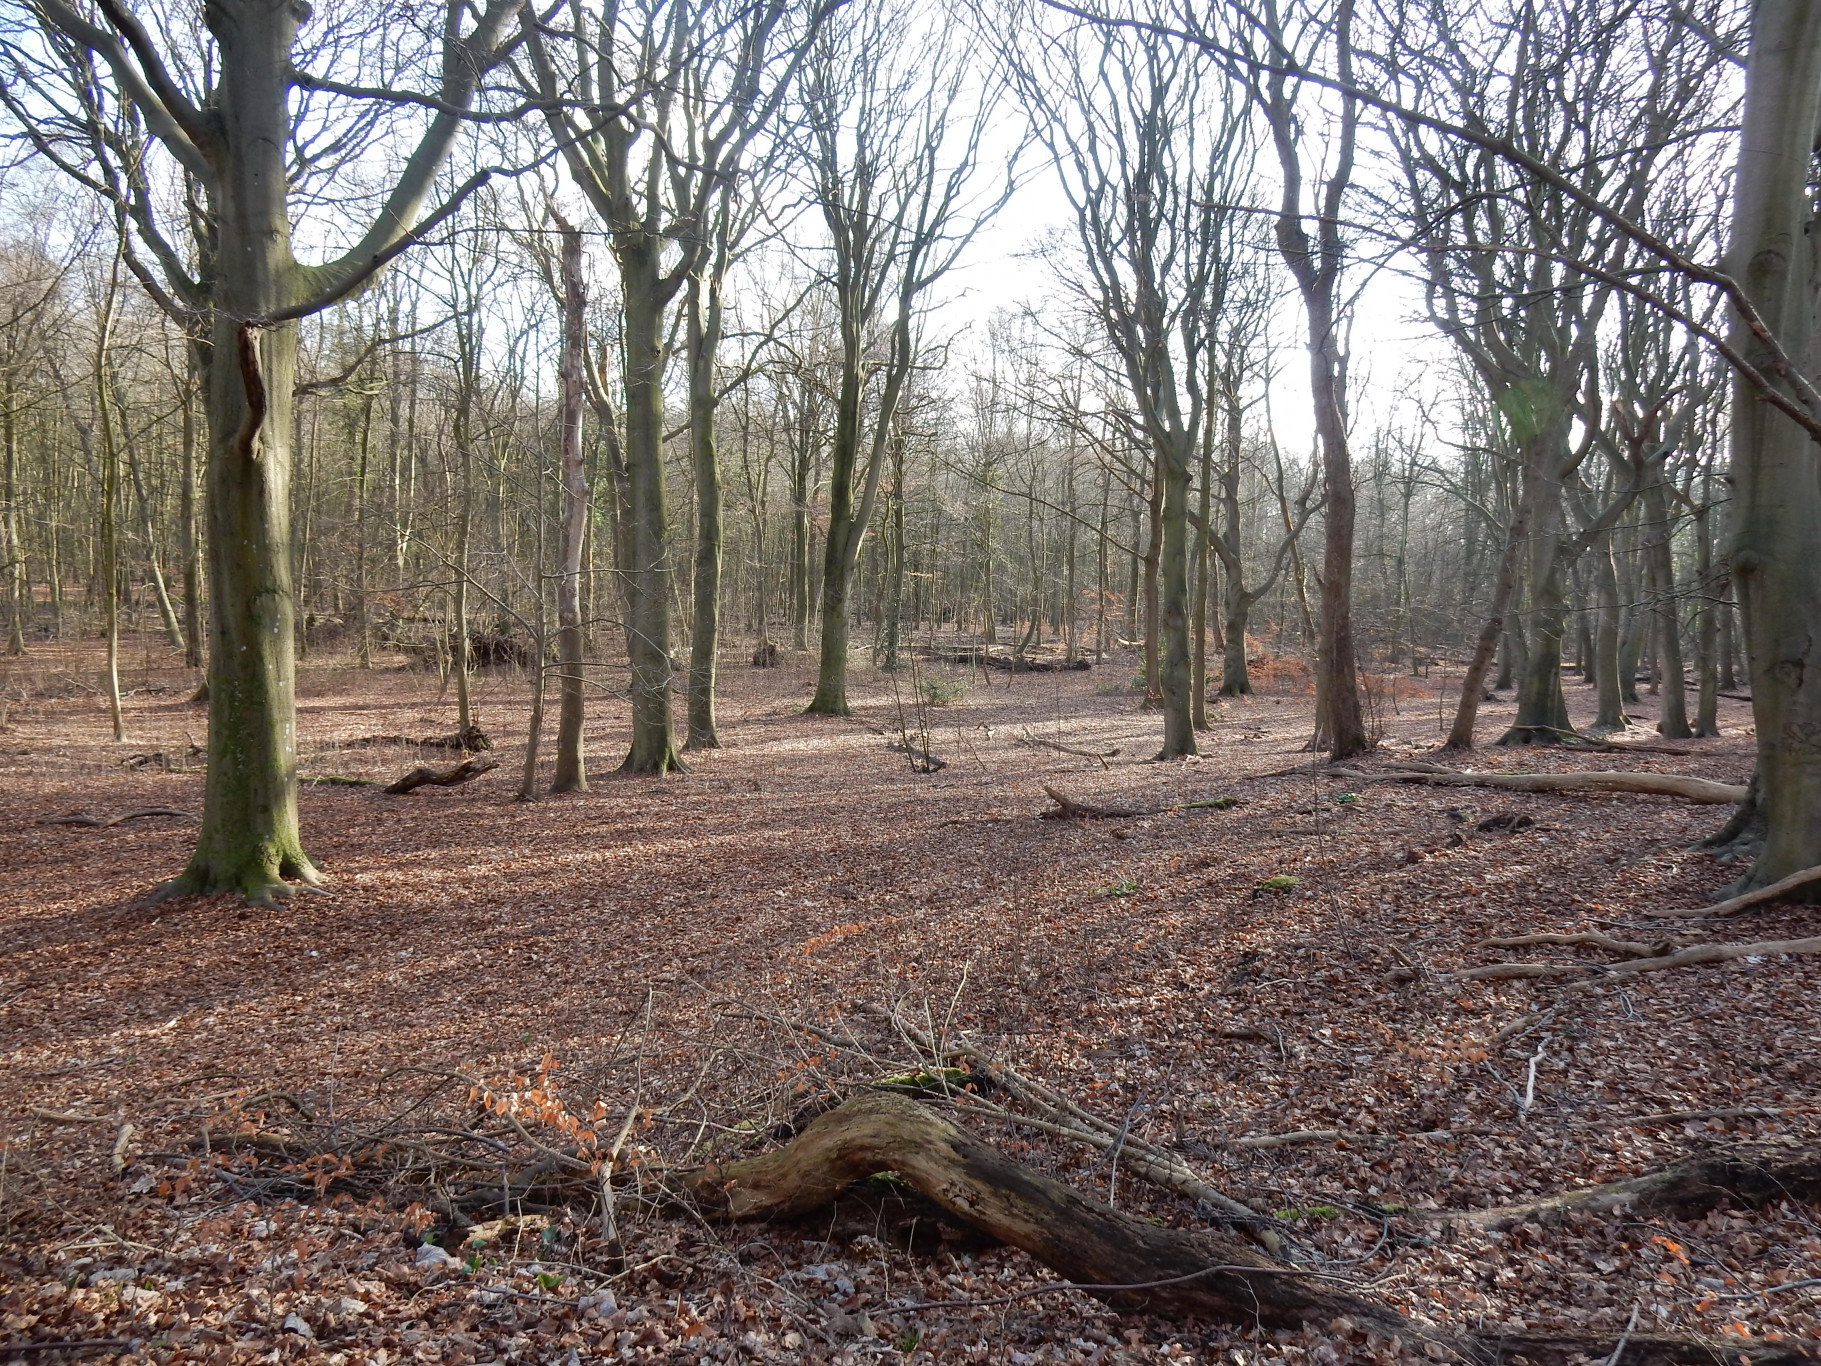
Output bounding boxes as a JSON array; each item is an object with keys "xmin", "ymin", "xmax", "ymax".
[{"xmin": 2, "ymin": 639, "xmax": 1816, "ymax": 1366}]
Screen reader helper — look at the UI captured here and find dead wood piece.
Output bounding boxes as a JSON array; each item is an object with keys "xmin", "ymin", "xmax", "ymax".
[
  {"xmin": 1479, "ymin": 932, "xmax": 1679, "ymax": 959},
  {"xmin": 1591, "ymin": 933, "xmax": 1821, "ymax": 979},
  {"xmin": 1039, "ymin": 786, "xmax": 1238, "ymax": 820},
  {"xmin": 887, "ymin": 740, "xmax": 947, "ymax": 772},
  {"xmin": 383, "ymin": 757, "xmax": 499, "ymax": 795},
  {"xmin": 110, "ymin": 1122, "xmax": 135, "ymax": 1175},
  {"xmin": 686, "ymin": 1092, "xmax": 1410, "ymax": 1334},
  {"xmin": 27, "ymin": 1106, "xmax": 110, "ymax": 1124},
  {"xmin": 690, "ymin": 1095, "xmax": 1807, "ymax": 1365},
  {"xmin": 1454, "ymin": 1139, "xmax": 1821, "ymax": 1230},
  {"xmin": 1370, "ymin": 762, "xmax": 1745, "ymax": 805},
  {"xmin": 1015, "ymin": 729, "xmax": 1121, "ymax": 767},
  {"xmin": 1659, "ymin": 862, "xmax": 1821, "ymax": 919},
  {"xmin": 1041, "ymin": 786, "xmax": 1154, "ymax": 819},
  {"xmin": 1229, "ymin": 1129, "xmax": 1343, "ymax": 1150},
  {"xmin": 346, "ymin": 724, "xmax": 492, "ymax": 752},
  {"xmin": 40, "ymin": 808, "xmax": 198, "ymax": 829}
]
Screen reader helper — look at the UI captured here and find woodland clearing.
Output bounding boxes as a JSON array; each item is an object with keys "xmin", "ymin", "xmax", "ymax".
[{"xmin": 2, "ymin": 639, "xmax": 1817, "ymax": 1366}]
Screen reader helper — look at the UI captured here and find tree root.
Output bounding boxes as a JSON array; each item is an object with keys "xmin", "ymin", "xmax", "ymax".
[
  {"xmin": 1659, "ymin": 862, "xmax": 1821, "ymax": 919},
  {"xmin": 1344, "ymin": 761, "xmax": 1746, "ymax": 805},
  {"xmin": 1464, "ymin": 928, "xmax": 1821, "ymax": 984},
  {"xmin": 383, "ymin": 757, "xmax": 499, "ymax": 794},
  {"xmin": 40, "ymin": 807, "xmax": 198, "ymax": 828}
]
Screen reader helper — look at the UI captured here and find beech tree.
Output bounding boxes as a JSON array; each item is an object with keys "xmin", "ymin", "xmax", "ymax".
[{"xmin": 0, "ymin": 0, "xmax": 523, "ymax": 902}]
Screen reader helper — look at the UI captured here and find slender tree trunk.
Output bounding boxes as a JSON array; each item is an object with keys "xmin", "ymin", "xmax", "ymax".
[
  {"xmin": 1592, "ymin": 532, "xmax": 1630, "ymax": 729},
  {"xmin": 883, "ymin": 433, "xmax": 906, "ymax": 672},
  {"xmin": 177, "ymin": 369, "xmax": 202, "ymax": 671},
  {"xmin": 1725, "ymin": 0, "xmax": 1821, "ymax": 886},
  {"xmin": 1694, "ymin": 497, "xmax": 1721, "ymax": 737},
  {"xmin": 3, "ymin": 378, "xmax": 26, "ymax": 655},
  {"xmin": 1191, "ymin": 407, "xmax": 1211, "ymax": 728},
  {"xmin": 114, "ymin": 371, "xmax": 185, "ymax": 652},
  {"xmin": 1644, "ymin": 480, "xmax": 1691, "ymax": 738},
  {"xmin": 1141, "ymin": 457, "xmax": 1163, "ymax": 708},
  {"xmin": 1450, "ymin": 435, "xmax": 1549, "ymax": 748},
  {"xmin": 685, "ymin": 252, "xmax": 726, "ymax": 748},
  {"xmin": 95, "ymin": 294, "xmax": 125, "ymax": 742},
  {"xmin": 551, "ymin": 222, "xmax": 590, "ymax": 792},
  {"xmin": 1156, "ymin": 433, "xmax": 1197, "ymax": 758}
]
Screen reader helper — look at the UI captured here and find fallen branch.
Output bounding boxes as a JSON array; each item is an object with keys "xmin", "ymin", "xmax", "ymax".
[
  {"xmin": 39, "ymin": 808, "xmax": 198, "ymax": 828},
  {"xmin": 27, "ymin": 1107, "xmax": 111, "ymax": 1123},
  {"xmin": 1358, "ymin": 761, "xmax": 1745, "ymax": 805},
  {"xmin": 1015, "ymin": 729, "xmax": 1121, "ymax": 767},
  {"xmin": 1463, "ymin": 928, "xmax": 1821, "ymax": 988},
  {"xmin": 1657, "ymin": 862, "xmax": 1821, "ymax": 919},
  {"xmin": 383, "ymin": 757, "xmax": 499, "ymax": 795}
]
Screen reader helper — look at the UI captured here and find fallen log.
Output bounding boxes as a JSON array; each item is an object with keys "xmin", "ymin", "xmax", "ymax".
[
  {"xmin": 687, "ymin": 1094, "xmax": 1812, "ymax": 1366},
  {"xmin": 685, "ymin": 1092, "xmax": 1410, "ymax": 1333},
  {"xmin": 1358, "ymin": 761, "xmax": 1745, "ymax": 805},
  {"xmin": 344, "ymin": 724, "xmax": 492, "ymax": 752},
  {"xmin": 1448, "ymin": 1139, "xmax": 1821, "ymax": 1231},
  {"xmin": 1040, "ymin": 786, "xmax": 1239, "ymax": 819},
  {"xmin": 887, "ymin": 740, "xmax": 947, "ymax": 772},
  {"xmin": 383, "ymin": 757, "xmax": 499, "ymax": 795},
  {"xmin": 1657, "ymin": 862, "xmax": 1821, "ymax": 919}
]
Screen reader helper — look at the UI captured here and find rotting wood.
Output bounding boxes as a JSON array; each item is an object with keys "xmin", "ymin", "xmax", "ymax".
[
  {"xmin": 887, "ymin": 740, "xmax": 947, "ymax": 772},
  {"xmin": 40, "ymin": 808, "xmax": 198, "ymax": 828},
  {"xmin": 1014, "ymin": 729, "xmax": 1121, "ymax": 768},
  {"xmin": 27, "ymin": 1106, "xmax": 111, "ymax": 1123},
  {"xmin": 685, "ymin": 1093, "xmax": 1812, "ymax": 1366},
  {"xmin": 1658, "ymin": 862, "xmax": 1821, "ymax": 919},
  {"xmin": 383, "ymin": 757, "xmax": 499, "ymax": 795},
  {"xmin": 1345, "ymin": 761, "xmax": 1746, "ymax": 804},
  {"xmin": 848, "ymin": 1003, "xmax": 1275, "ymax": 1239},
  {"xmin": 683, "ymin": 1092, "xmax": 1411, "ymax": 1333},
  {"xmin": 342, "ymin": 724, "xmax": 492, "ymax": 752},
  {"xmin": 1040, "ymin": 786, "xmax": 1240, "ymax": 819},
  {"xmin": 1442, "ymin": 1139, "xmax": 1821, "ymax": 1231}
]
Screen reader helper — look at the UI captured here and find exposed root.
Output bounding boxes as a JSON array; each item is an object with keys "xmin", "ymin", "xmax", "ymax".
[
  {"xmin": 1479, "ymin": 932, "xmax": 1681, "ymax": 958},
  {"xmin": 1463, "ymin": 925, "xmax": 1821, "ymax": 988},
  {"xmin": 1659, "ymin": 862, "xmax": 1821, "ymax": 919},
  {"xmin": 40, "ymin": 807, "xmax": 198, "ymax": 828}
]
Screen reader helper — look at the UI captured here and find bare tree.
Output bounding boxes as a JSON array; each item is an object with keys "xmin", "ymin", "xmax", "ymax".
[
  {"xmin": 801, "ymin": 0, "xmax": 1014, "ymax": 716},
  {"xmin": 1, "ymin": 0, "xmax": 522, "ymax": 902}
]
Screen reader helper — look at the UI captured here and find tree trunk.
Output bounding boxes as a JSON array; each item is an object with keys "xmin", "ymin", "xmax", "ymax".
[
  {"xmin": 1140, "ymin": 457, "xmax": 1163, "ymax": 708},
  {"xmin": 1500, "ymin": 484, "xmax": 1576, "ymax": 743},
  {"xmin": 179, "ymin": 372, "xmax": 202, "ymax": 670},
  {"xmin": 1592, "ymin": 532, "xmax": 1630, "ymax": 730},
  {"xmin": 685, "ymin": 239, "xmax": 727, "ymax": 749},
  {"xmin": 1156, "ymin": 434, "xmax": 1197, "ymax": 758},
  {"xmin": 1190, "ymin": 424, "xmax": 1211, "ymax": 728},
  {"xmin": 1645, "ymin": 480, "xmax": 1691, "ymax": 738},
  {"xmin": 618, "ymin": 251, "xmax": 684, "ymax": 773},
  {"xmin": 167, "ymin": 2, "xmax": 320, "ymax": 901},
  {"xmin": 2, "ymin": 375, "xmax": 24, "ymax": 655},
  {"xmin": 1725, "ymin": 0, "xmax": 1821, "ymax": 887},
  {"xmin": 1693, "ymin": 495, "xmax": 1720, "ymax": 737},
  {"xmin": 550, "ymin": 222, "xmax": 590, "ymax": 793}
]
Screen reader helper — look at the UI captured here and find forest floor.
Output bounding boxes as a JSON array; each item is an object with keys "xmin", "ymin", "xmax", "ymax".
[{"xmin": 1, "ymin": 635, "xmax": 1817, "ymax": 1366}]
